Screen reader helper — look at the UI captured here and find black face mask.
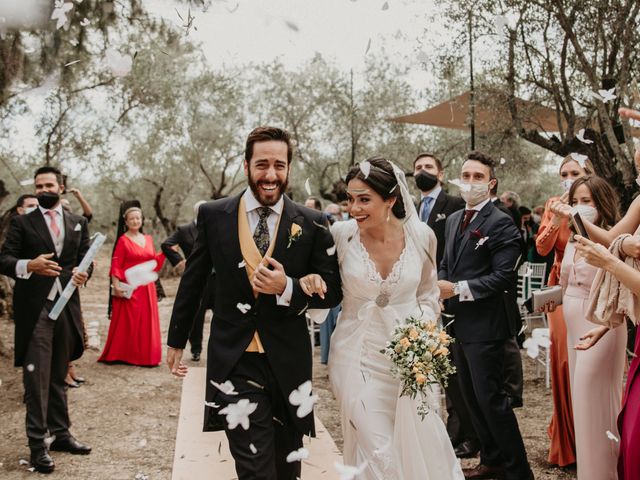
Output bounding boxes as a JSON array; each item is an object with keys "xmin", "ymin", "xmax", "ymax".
[
  {"xmin": 37, "ymin": 191, "xmax": 60, "ymax": 210},
  {"xmin": 414, "ymin": 171, "xmax": 438, "ymax": 192}
]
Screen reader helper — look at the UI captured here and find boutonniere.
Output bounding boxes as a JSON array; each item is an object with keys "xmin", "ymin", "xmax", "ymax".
[
  {"xmin": 74, "ymin": 223, "xmax": 82, "ymax": 232},
  {"xmin": 471, "ymin": 230, "xmax": 489, "ymax": 250},
  {"xmin": 435, "ymin": 213, "xmax": 447, "ymax": 222},
  {"xmin": 287, "ymin": 222, "xmax": 303, "ymax": 248}
]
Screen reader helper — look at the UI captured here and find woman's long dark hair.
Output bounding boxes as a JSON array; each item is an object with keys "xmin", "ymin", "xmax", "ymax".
[
  {"xmin": 344, "ymin": 156, "xmax": 406, "ymax": 219},
  {"xmin": 568, "ymin": 175, "xmax": 620, "ymax": 230}
]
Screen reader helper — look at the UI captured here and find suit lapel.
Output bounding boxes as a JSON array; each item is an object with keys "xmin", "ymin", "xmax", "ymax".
[
  {"xmin": 451, "ymin": 201, "xmax": 493, "ymax": 272},
  {"xmin": 427, "ymin": 190, "xmax": 447, "ymax": 226},
  {"xmin": 221, "ymin": 193, "xmax": 255, "ymax": 301},
  {"xmin": 27, "ymin": 210, "xmax": 56, "ymax": 256},
  {"xmin": 61, "ymin": 211, "xmax": 76, "ymax": 257}
]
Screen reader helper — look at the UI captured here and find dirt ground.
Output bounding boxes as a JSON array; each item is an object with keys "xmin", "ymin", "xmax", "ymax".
[{"xmin": 0, "ymin": 250, "xmax": 576, "ymax": 479}]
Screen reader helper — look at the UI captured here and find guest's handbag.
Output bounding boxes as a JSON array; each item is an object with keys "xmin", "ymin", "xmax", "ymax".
[{"xmin": 531, "ymin": 285, "xmax": 563, "ymax": 312}]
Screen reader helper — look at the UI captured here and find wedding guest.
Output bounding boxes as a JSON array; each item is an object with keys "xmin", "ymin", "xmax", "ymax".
[
  {"xmin": 0, "ymin": 166, "xmax": 93, "ymax": 474},
  {"xmin": 439, "ymin": 151, "xmax": 533, "ymax": 480},
  {"xmin": 325, "ymin": 203, "xmax": 342, "ymax": 223},
  {"xmin": 304, "ymin": 196, "xmax": 322, "ymax": 210},
  {"xmin": 99, "ymin": 206, "xmax": 165, "ymax": 366},
  {"xmin": 161, "ymin": 200, "xmax": 212, "ymax": 362},
  {"xmin": 15, "ymin": 194, "xmax": 39, "ymax": 216},
  {"xmin": 500, "ymin": 190, "xmax": 522, "ymax": 229},
  {"xmin": 536, "ymin": 153, "xmax": 595, "ymax": 467},
  {"xmin": 543, "ymin": 176, "xmax": 625, "ymax": 479}
]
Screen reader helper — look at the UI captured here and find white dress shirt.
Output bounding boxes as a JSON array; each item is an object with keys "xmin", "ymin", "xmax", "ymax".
[
  {"xmin": 16, "ymin": 205, "xmax": 66, "ymax": 300},
  {"xmin": 242, "ymin": 189, "xmax": 292, "ymax": 305}
]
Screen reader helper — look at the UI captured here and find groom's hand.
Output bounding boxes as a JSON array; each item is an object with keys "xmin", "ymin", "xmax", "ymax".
[
  {"xmin": 252, "ymin": 256, "xmax": 287, "ymax": 295},
  {"xmin": 167, "ymin": 347, "xmax": 188, "ymax": 377}
]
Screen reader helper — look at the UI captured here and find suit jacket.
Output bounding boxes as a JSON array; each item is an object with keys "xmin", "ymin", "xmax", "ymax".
[
  {"xmin": 167, "ymin": 192, "xmax": 342, "ymax": 435},
  {"xmin": 161, "ymin": 222, "xmax": 198, "ymax": 267},
  {"xmin": 438, "ymin": 200, "xmax": 522, "ymax": 343},
  {"xmin": 0, "ymin": 209, "xmax": 91, "ymax": 366},
  {"xmin": 422, "ymin": 189, "xmax": 465, "ymax": 267}
]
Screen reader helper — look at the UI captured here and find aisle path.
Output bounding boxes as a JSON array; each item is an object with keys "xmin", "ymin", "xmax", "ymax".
[{"xmin": 171, "ymin": 367, "xmax": 342, "ymax": 479}]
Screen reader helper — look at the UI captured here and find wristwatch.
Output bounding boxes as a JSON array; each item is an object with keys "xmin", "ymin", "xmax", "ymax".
[{"xmin": 453, "ymin": 282, "xmax": 461, "ymax": 296}]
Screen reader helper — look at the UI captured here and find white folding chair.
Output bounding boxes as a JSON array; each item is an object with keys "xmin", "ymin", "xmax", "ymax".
[{"xmin": 531, "ymin": 327, "xmax": 551, "ymax": 388}]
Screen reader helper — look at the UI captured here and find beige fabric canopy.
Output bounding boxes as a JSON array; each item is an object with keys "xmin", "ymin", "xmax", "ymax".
[{"xmin": 391, "ymin": 90, "xmax": 640, "ymax": 139}]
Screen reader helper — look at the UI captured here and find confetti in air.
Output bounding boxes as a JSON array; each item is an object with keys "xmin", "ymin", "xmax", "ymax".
[
  {"xmin": 238, "ymin": 260, "xmax": 246, "ymax": 268},
  {"xmin": 210, "ymin": 380, "xmax": 239, "ymax": 395},
  {"xmin": 236, "ymin": 303, "xmax": 251, "ymax": 314},
  {"xmin": 26, "ymin": 364, "xmax": 35, "ymax": 372},
  {"xmin": 326, "ymin": 245, "xmax": 336, "ymax": 256},
  {"xmin": 570, "ymin": 152, "xmax": 589, "ymax": 168},
  {"xmin": 500, "ymin": 158, "xmax": 507, "ymax": 165},
  {"xmin": 381, "ymin": 1, "xmax": 389, "ymax": 10},
  {"xmin": 334, "ymin": 461, "xmax": 368, "ymax": 480},
  {"xmin": 51, "ymin": 1, "xmax": 73, "ymax": 30},
  {"xmin": 286, "ymin": 447, "xmax": 309, "ymax": 463},
  {"xmin": 138, "ymin": 438, "xmax": 147, "ymax": 448},
  {"xmin": 249, "ymin": 443, "xmax": 258, "ymax": 454},
  {"xmin": 304, "ymin": 178, "xmax": 311, "ymax": 196},
  {"xmin": 204, "ymin": 401, "xmax": 220, "ymax": 408},
  {"xmin": 288, "ymin": 381, "xmax": 318, "ymax": 418},
  {"xmin": 125, "ymin": 260, "xmax": 158, "ymax": 288},
  {"xmin": 359, "ymin": 161, "xmax": 371, "ymax": 179},
  {"xmin": 591, "ymin": 88, "xmax": 616, "ymax": 103},
  {"xmin": 576, "ymin": 129, "xmax": 593, "ymax": 144},
  {"xmin": 606, "ymin": 430, "xmax": 619, "ymax": 442},
  {"xmin": 218, "ymin": 399, "xmax": 257, "ymax": 430}
]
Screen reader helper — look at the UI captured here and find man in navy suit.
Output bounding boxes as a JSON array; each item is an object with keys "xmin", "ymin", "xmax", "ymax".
[{"xmin": 438, "ymin": 152, "xmax": 533, "ymax": 480}]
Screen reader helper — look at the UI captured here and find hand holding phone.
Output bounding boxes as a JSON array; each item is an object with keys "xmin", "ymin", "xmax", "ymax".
[{"xmin": 571, "ymin": 212, "xmax": 589, "ymax": 239}]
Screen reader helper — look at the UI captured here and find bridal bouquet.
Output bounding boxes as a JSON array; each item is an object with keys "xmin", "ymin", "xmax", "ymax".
[{"xmin": 381, "ymin": 316, "xmax": 456, "ymax": 419}]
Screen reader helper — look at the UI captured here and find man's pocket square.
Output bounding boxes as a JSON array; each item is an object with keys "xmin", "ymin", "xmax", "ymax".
[{"xmin": 74, "ymin": 224, "xmax": 82, "ymax": 231}]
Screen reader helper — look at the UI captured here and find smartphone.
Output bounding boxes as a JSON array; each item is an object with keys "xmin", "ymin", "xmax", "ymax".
[{"xmin": 571, "ymin": 212, "xmax": 589, "ymax": 239}]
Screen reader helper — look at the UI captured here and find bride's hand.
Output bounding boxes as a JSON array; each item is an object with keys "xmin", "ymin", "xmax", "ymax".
[{"xmin": 299, "ymin": 274, "xmax": 327, "ymax": 299}]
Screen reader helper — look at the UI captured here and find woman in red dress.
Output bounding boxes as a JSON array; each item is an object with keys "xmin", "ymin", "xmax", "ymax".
[
  {"xmin": 536, "ymin": 154, "xmax": 594, "ymax": 467},
  {"xmin": 99, "ymin": 206, "xmax": 165, "ymax": 366}
]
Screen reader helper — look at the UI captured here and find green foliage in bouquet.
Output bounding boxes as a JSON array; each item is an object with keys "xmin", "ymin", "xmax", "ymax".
[{"xmin": 381, "ymin": 316, "xmax": 456, "ymax": 419}]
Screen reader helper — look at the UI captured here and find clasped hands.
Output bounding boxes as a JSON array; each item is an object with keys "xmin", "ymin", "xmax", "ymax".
[{"xmin": 27, "ymin": 253, "xmax": 88, "ymax": 286}]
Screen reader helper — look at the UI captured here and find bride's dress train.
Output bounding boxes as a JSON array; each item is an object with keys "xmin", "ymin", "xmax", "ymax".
[{"xmin": 327, "ymin": 218, "xmax": 464, "ymax": 480}]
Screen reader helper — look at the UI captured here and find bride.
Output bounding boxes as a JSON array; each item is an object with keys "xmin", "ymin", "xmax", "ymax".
[{"xmin": 302, "ymin": 157, "xmax": 463, "ymax": 479}]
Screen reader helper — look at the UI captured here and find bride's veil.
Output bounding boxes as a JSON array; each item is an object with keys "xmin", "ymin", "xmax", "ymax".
[{"xmin": 389, "ymin": 161, "xmax": 436, "ymax": 269}]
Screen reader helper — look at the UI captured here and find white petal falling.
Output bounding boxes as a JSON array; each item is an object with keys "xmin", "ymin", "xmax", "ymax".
[
  {"xmin": 19, "ymin": 178, "xmax": 34, "ymax": 186},
  {"xmin": 286, "ymin": 447, "xmax": 309, "ymax": 463},
  {"xmin": 606, "ymin": 430, "xmax": 619, "ymax": 442},
  {"xmin": 18, "ymin": 459, "xmax": 29, "ymax": 466},
  {"xmin": 365, "ymin": 38, "xmax": 371, "ymax": 55},
  {"xmin": 359, "ymin": 161, "xmax": 371, "ymax": 179},
  {"xmin": 334, "ymin": 461, "xmax": 368, "ymax": 480},
  {"xmin": 304, "ymin": 178, "xmax": 311, "ymax": 196},
  {"xmin": 500, "ymin": 158, "xmax": 507, "ymax": 165},
  {"xmin": 238, "ymin": 260, "xmax": 246, "ymax": 268},
  {"xmin": 50, "ymin": 2, "xmax": 73, "ymax": 30},
  {"xmin": 105, "ymin": 48, "xmax": 133, "ymax": 78},
  {"xmin": 43, "ymin": 435, "xmax": 56, "ymax": 449},
  {"xmin": 236, "ymin": 303, "xmax": 251, "ymax": 314},
  {"xmin": 218, "ymin": 399, "xmax": 257, "ymax": 430},
  {"xmin": 381, "ymin": 1, "xmax": 389, "ymax": 10},
  {"xmin": 125, "ymin": 260, "xmax": 158, "ymax": 288},
  {"xmin": 326, "ymin": 245, "xmax": 336, "ymax": 256},
  {"xmin": 448, "ymin": 178, "xmax": 471, "ymax": 192},
  {"xmin": 26, "ymin": 364, "xmax": 35, "ymax": 372},
  {"xmin": 288, "ymin": 380, "xmax": 318, "ymax": 418},
  {"xmin": 284, "ymin": 20, "xmax": 299, "ymax": 32},
  {"xmin": 210, "ymin": 380, "xmax": 239, "ymax": 395},
  {"xmin": 598, "ymin": 88, "xmax": 616, "ymax": 103},
  {"xmin": 570, "ymin": 152, "xmax": 589, "ymax": 168},
  {"xmin": 249, "ymin": 443, "xmax": 258, "ymax": 454},
  {"xmin": 576, "ymin": 129, "xmax": 594, "ymax": 144},
  {"xmin": 522, "ymin": 338, "xmax": 539, "ymax": 359},
  {"xmin": 138, "ymin": 438, "xmax": 147, "ymax": 448},
  {"xmin": 204, "ymin": 401, "xmax": 220, "ymax": 408},
  {"xmin": 80, "ymin": 17, "xmax": 89, "ymax": 26}
]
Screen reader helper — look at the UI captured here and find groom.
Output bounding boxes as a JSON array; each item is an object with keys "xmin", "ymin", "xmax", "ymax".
[
  {"xmin": 438, "ymin": 151, "xmax": 533, "ymax": 480},
  {"xmin": 167, "ymin": 126, "xmax": 342, "ymax": 480}
]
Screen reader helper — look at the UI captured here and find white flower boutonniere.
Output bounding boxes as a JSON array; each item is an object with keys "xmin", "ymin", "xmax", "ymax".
[
  {"xmin": 287, "ymin": 223, "xmax": 303, "ymax": 248},
  {"xmin": 475, "ymin": 236, "xmax": 490, "ymax": 250},
  {"xmin": 435, "ymin": 213, "xmax": 447, "ymax": 222}
]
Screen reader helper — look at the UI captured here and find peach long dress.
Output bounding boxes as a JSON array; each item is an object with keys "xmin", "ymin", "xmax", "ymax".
[{"xmin": 535, "ymin": 197, "xmax": 576, "ymax": 466}]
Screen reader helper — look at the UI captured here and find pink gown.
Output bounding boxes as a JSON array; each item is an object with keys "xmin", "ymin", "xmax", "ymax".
[
  {"xmin": 99, "ymin": 234, "xmax": 165, "ymax": 366},
  {"xmin": 561, "ymin": 241, "xmax": 627, "ymax": 480}
]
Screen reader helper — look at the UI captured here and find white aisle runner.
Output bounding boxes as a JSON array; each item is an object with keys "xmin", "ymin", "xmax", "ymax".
[{"xmin": 171, "ymin": 367, "xmax": 342, "ymax": 480}]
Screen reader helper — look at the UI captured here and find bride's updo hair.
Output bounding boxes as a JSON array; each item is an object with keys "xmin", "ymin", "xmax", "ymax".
[{"xmin": 345, "ymin": 156, "xmax": 406, "ymax": 219}]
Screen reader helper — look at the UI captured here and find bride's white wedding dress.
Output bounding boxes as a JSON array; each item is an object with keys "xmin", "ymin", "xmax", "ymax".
[{"xmin": 328, "ymin": 219, "xmax": 463, "ymax": 479}]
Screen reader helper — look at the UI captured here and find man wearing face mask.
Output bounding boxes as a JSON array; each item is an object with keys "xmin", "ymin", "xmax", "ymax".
[
  {"xmin": 0, "ymin": 166, "xmax": 93, "ymax": 474},
  {"xmin": 439, "ymin": 151, "xmax": 533, "ymax": 480},
  {"xmin": 414, "ymin": 152, "xmax": 465, "ymax": 266},
  {"xmin": 15, "ymin": 194, "xmax": 39, "ymax": 216}
]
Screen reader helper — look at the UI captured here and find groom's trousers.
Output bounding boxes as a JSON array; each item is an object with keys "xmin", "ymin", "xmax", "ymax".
[
  {"xmin": 452, "ymin": 340, "xmax": 532, "ymax": 480},
  {"xmin": 216, "ymin": 352, "xmax": 303, "ymax": 480},
  {"xmin": 23, "ymin": 300, "xmax": 74, "ymax": 448}
]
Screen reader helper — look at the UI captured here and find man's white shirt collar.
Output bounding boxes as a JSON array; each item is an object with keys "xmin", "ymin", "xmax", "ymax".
[
  {"xmin": 38, "ymin": 204, "xmax": 64, "ymax": 217},
  {"xmin": 243, "ymin": 188, "xmax": 284, "ymax": 216},
  {"xmin": 467, "ymin": 197, "xmax": 491, "ymax": 212}
]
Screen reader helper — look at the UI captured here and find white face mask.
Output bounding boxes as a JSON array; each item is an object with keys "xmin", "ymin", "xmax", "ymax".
[
  {"xmin": 458, "ymin": 182, "xmax": 490, "ymax": 206},
  {"xmin": 571, "ymin": 204, "xmax": 598, "ymax": 224},
  {"xmin": 24, "ymin": 206, "xmax": 37, "ymax": 215},
  {"xmin": 560, "ymin": 179, "xmax": 574, "ymax": 192}
]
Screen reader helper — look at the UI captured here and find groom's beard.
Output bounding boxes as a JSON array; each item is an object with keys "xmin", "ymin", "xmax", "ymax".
[{"xmin": 248, "ymin": 170, "xmax": 289, "ymax": 207}]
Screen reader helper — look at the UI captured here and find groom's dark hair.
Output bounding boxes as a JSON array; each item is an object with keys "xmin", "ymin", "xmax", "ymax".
[{"xmin": 245, "ymin": 126, "xmax": 293, "ymax": 164}]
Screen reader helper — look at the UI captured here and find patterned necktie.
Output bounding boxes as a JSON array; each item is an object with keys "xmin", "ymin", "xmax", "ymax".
[
  {"xmin": 460, "ymin": 209, "xmax": 475, "ymax": 233},
  {"xmin": 253, "ymin": 207, "xmax": 271, "ymax": 256},
  {"xmin": 420, "ymin": 197, "xmax": 433, "ymax": 222},
  {"xmin": 46, "ymin": 210, "xmax": 61, "ymax": 238}
]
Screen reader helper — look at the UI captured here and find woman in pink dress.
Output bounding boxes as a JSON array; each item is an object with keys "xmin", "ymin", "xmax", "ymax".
[
  {"xmin": 99, "ymin": 206, "xmax": 165, "ymax": 366},
  {"xmin": 547, "ymin": 176, "xmax": 625, "ymax": 479}
]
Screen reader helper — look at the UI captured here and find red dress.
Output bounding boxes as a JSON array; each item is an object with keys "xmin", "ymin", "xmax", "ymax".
[
  {"xmin": 618, "ymin": 329, "xmax": 640, "ymax": 479},
  {"xmin": 99, "ymin": 234, "xmax": 165, "ymax": 366}
]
